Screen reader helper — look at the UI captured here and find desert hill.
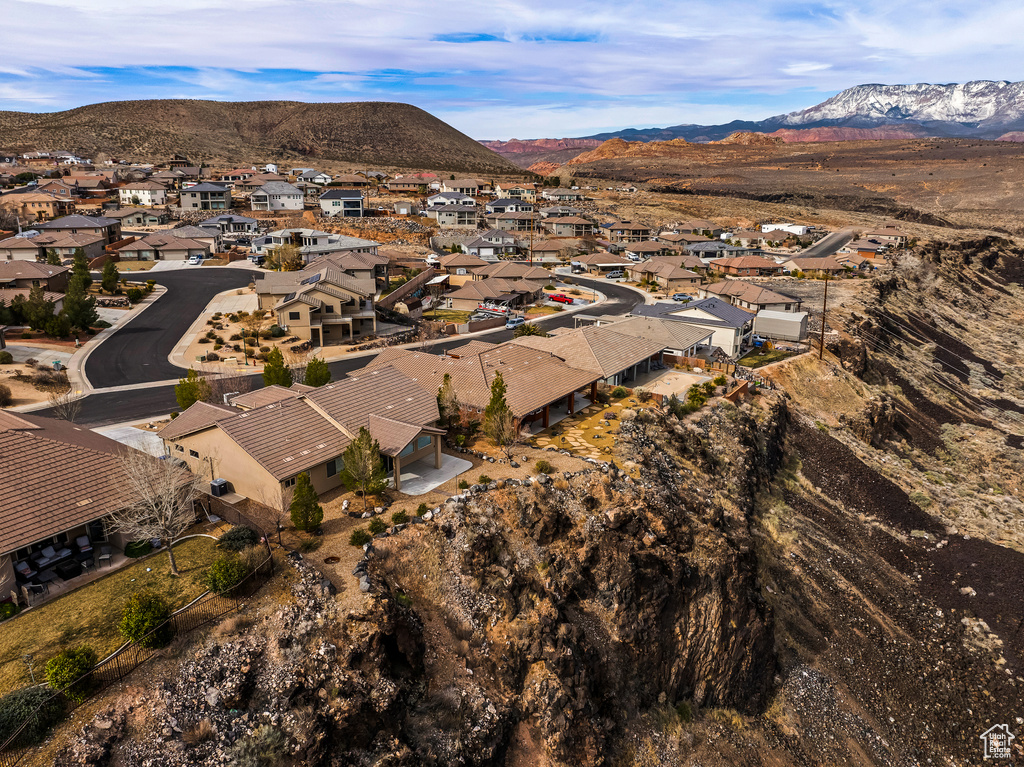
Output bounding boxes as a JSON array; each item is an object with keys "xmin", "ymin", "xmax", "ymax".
[{"xmin": 0, "ymin": 100, "xmax": 518, "ymax": 173}]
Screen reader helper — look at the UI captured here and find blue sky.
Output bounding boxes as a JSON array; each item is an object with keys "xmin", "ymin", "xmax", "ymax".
[{"xmin": 2, "ymin": 0, "xmax": 1023, "ymax": 139}]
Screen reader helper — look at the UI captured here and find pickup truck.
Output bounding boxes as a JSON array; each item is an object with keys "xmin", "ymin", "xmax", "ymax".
[{"xmin": 548, "ymin": 293, "xmax": 574, "ymax": 304}]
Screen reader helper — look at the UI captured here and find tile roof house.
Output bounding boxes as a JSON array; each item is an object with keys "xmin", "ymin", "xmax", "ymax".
[
  {"xmin": 541, "ymin": 188, "xmax": 585, "ymax": 201},
  {"xmin": 543, "ymin": 216, "xmax": 594, "ymax": 238},
  {"xmin": 159, "ymin": 368, "xmax": 443, "ymax": 499},
  {"xmin": 116, "ymin": 233, "xmax": 212, "ymax": 261},
  {"xmin": 0, "ymin": 261, "xmax": 70, "ymax": 292},
  {"xmin": 709, "ymin": 256, "xmax": 784, "ymax": 277},
  {"xmin": 200, "ymin": 213, "xmax": 258, "ymax": 233},
  {"xmin": 631, "ymin": 298, "xmax": 754, "ymax": 356},
  {"xmin": 354, "ymin": 342, "xmax": 601, "ymax": 426},
  {"xmin": 472, "ymin": 261, "xmax": 551, "ymax": 282},
  {"xmin": 0, "ymin": 192, "xmax": 74, "ymax": 223},
  {"xmin": 626, "ymin": 259, "xmax": 702, "ymax": 291},
  {"xmin": 442, "ymin": 277, "xmax": 544, "ymax": 312},
  {"xmin": 179, "ymin": 183, "xmax": 232, "ymax": 211},
  {"xmin": 441, "ymin": 179, "xmax": 485, "ymax": 195},
  {"xmin": 0, "ymin": 232, "xmax": 106, "ymax": 262},
  {"xmin": 623, "ymin": 240, "xmax": 675, "ymax": 258},
  {"xmin": 117, "ymin": 180, "xmax": 168, "ymax": 207},
  {"xmin": 485, "ymin": 210, "xmax": 540, "ymax": 232},
  {"xmin": 606, "ymin": 221, "xmax": 652, "ymax": 242},
  {"xmin": 430, "ymin": 205, "xmax": 478, "ymax": 229},
  {"xmin": 254, "ymin": 228, "xmax": 380, "ymax": 264},
  {"xmin": 250, "ymin": 181, "xmax": 304, "ymax": 211},
  {"xmin": 105, "ymin": 208, "xmax": 170, "ymax": 227},
  {"xmin": 486, "ymin": 198, "xmax": 533, "ymax": 214},
  {"xmin": 699, "ymin": 281, "xmax": 801, "ymax": 312},
  {"xmin": 255, "ymin": 266, "xmax": 376, "ymax": 345},
  {"xmin": 778, "ymin": 257, "xmax": 845, "ymax": 275},
  {"xmin": 676, "ymin": 220, "xmax": 723, "ymax": 237},
  {"xmin": 494, "ymin": 183, "xmax": 538, "ymax": 201},
  {"xmin": 427, "ymin": 191, "xmax": 475, "ymax": 209},
  {"xmin": 319, "ymin": 189, "xmax": 364, "ymax": 218},
  {"xmin": 439, "ymin": 252, "xmax": 489, "ymax": 277},
  {"xmin": 571, "ymin": 251, "xmax": 633, "ymax": 274},
  {"xmin": 0, "ymin": 411, "xmax": 181, "ymax": 595}
]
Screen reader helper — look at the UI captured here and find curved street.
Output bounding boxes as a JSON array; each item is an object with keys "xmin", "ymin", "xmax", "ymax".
[{"xmin": 56, "ymin": 272, "xmax": 643, "ymax": 426}]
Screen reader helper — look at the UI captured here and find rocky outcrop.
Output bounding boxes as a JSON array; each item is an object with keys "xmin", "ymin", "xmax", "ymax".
[
  {"xmin": 714, "ymin": 131, "xmax": 784, "ymax": 145},
  {"xmin": 566, "ymin": 137, "xmax": 692, "ymax": 165},
  {"xmin": 767, "ymin": 125, "xmax": 930, "ymax": 142}
]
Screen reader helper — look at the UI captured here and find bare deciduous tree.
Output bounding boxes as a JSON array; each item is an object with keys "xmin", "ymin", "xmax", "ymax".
[
  {"xmin": 484, "ymin": 405, "xmax": 523, "ymax": 461},
  {"xmin": 110, "ymin": 448, "xmax": 205, "ymax": 576},
  {"xmin": 47, "ymin": 389, "xmax": 82, "ymax": 422},
  {"xmin": 204, "ymin": 370, "xmax": 254, "ymax": 405}
]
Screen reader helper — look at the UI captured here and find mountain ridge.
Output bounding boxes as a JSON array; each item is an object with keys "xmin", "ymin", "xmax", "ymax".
[
  {"xmin": 481, "ymin": 81, "xmax": 1024, "ymax": 164},
  {"xmin": 0, "ymin": 99, "xmax": 518, "ymax": 173}
]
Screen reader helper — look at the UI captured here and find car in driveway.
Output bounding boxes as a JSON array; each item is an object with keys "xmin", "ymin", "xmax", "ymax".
[
  {"xmin": 548, "ymin": 293, "xmax": 574, "ymax": 304},
  {"xmin": 606, "ymin": 270, "xmax": 624, "ymax": 279},
  {"xmin": 671, "ymin": 293, "xmax": 692, "ymax": 302},
  {"xmin": 506, "ymin": 316, "xmax": 526, "ymax": 329},
  {"xmin": 187, "ymin": 255, "xmax": 204, "ymax": 265}
]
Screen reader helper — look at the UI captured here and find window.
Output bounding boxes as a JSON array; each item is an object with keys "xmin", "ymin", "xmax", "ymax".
[
  {"xmin": 288, "ymin": 311, "xmax": 300, "ymax": 321},
  {"xmin": 327, "ymin": 456, "xmax": 343, "ymax": 476},
  {"xmin": 323, "ymin": 305, "xmax": 334, "ymax": 314},
  {"xmin": 175, "ymin": 444, "xmax": 184, "ymax": 452},
  {"xmin": 189, "ymin": 449, "xmax": 199, "ymax": 458},
  {"xmin": 416, "ymin": 434, "xmax": 433, "ymax": 451},
  {"xmin": 283, "ymin": 477, "xmax": 296, "ymax": 488}
]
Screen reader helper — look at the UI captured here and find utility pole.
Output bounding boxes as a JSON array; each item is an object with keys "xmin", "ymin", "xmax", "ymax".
[{"xmin": 819, "ymin": 274, "xmax": 829, "ymax": 360}]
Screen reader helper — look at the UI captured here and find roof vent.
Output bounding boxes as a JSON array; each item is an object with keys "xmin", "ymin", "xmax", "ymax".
[{"xmin": 283, "ymin": 456, "xmax": 294, "ymax": 462}]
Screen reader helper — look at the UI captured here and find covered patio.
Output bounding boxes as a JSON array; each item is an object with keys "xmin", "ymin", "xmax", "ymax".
[{"xmin": 393, "ymin": 452, "xmax": 474, "ymax": 496}]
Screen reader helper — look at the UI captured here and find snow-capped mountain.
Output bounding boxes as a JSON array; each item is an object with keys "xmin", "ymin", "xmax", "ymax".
[{"xmin": 771, "ymin": 81, "xmax": 1024, "ymax": 128}]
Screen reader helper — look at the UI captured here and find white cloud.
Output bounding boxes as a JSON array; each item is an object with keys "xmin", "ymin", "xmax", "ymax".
[{"xmin": 0, "ymin": 0, "xmax": 1022, "ymax": 136}]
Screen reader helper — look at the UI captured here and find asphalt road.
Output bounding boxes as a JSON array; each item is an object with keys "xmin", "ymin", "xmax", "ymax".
[
  {"xmin": 85, "ymin": 268, "xmax": 256, "ymax": 388},
  {"xmin": 802, "ymin": 228, "xmax": 856, "ymax": 258},
  {"xmin": 60, "ymin": 274, "xmax": 643, "ymax": 427}
]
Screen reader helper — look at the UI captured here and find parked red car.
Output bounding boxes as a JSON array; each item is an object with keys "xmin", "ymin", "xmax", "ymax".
[{"xmin": 549, "ymin": 293, "xmax": 574, "ymax": 304}]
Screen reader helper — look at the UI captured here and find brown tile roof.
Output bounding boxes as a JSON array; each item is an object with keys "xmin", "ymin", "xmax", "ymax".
[
  {"xmin": 703, "ymin": 281, "xmax": 796, "ymax": 305},
  {"xmin": 157, "ymin": 401, "xmax": 237, "ymax": 440},
  {"xmin": 440, "ymin": 253, "xmax": 489, "ymax": 269},
  {"xmin": 163, "ymin": 368, "xmax": 440, "ymax": 481},
  {"xmin": 573, "ymin": 251, "xmax": 632, "ymax": 266},
  {"xmin": 473, "ymin": 262, "xmax": 551, "ymax": 281},
  {"xmin": 509, "ymin": 325, "xmax": 665, "ymax": 378},
  {"xmin": 710, "ymin": 256, "xmax": 782, "ymax": 270},
  {"xmin": 445, "ymin": 278, "xmax": 543, "ymax": 302},
  {"xmin": 595, "ymin": 316, "xmax": 716, "ymax": 351},
  {"xmin": 0, "ymin": 261, "xmax": 70, "ymax": 281},
  {"xmin": 0, "ymin": 288, "xmax": 64, "ymax": 304},
  {"xmin": 354, "ymin": 344, "xmax": 599, "ymax": 418},
  {"xmin": 0, "ymin": 411, "xmax": 136, "ymax": 554}
]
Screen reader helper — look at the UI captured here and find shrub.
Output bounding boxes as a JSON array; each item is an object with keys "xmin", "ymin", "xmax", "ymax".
[
  {"xmin": 44, "ymin": 646, "xmax": 97, "ymax": 702},
  {"xmin": 229, "ymin": 724, "xmax": 287, "ymax": 767},
  {"xmin": 182, "ymin": 718, "xmax": 217, "ymax": 745},
  {"xmin": 119, "ymin": 591, "xmax": 173, "ymax": 648},
  {"xmin": 610, "ymin": 385, "xmax": 628, "ymax": 399},
  {"xmin": 634, "ymin": 387, "xmax": 652, "ymax": 403},
  {"xmin": 229, "ymin": 333, "xmax": 242, "ymax": 341},
  {"xmin": 368, "ymin": 517, "xmax": 387, "ymax": 535},
  {"xmin": 21, "ymin": 331, "xmax": 32, "ymax": 339},
  {"xmin": 259, "ymin": 346, "xmax": 271, "ymax": 353},
  {"xmin": 454, "ymin": 434, "xmax": 466, "ymax": 447},
  {"xmin": 477, "ymin": 474, "xmax": 493, "ymax": 485},
  {"xmin": 126, "ymin": 287, "xmax": 144, "ymax": 303},
  {"xmin": 204, "ymin": 554, "xmax": 251, "ymax": 595},
  {"xmin": 218, "ymin": 525, "xmax": 260, "ymax": 552},
  {"xmin": 213, "ymin": 344, "xmax": 223, "ymax": 351},
  {"xmin": 0, "ymin": 384, "xmax": 12, "ymax": 408},
  {"xmin": 94, "ymin": 319, "xmax": 112, "ymax": 329},
  {"xmin": 123, "ymin": 540, "xmax": 152, "ymax": 558},
  {"xmin": 0, "ymin": 601, "xmax": 19, "ymax": 620},
  {"xmin": 205, "ymin": 352, "xmax": 219, "ymax": 361},
  {"xmin": 198, "ymin": 337, "xmax": 211, "ymax": 344},
  {"xmin": 416, "ymin": 503, "xmax": 429, "ymax": 517},
  {"xmin": 269, "ymin": 324, "xmax": 285, "ymax": 337},
  {"xmin": 0, "ymin": 686, "xmax": 65, "ymax": 747},
  {"xmin": 534, "ymin": 459, "xmax": 554, "ymax": 474},
  {"xmin": 713, "ymin": 374, "xmax": 727, "ymax": 387},
  {"xmin": 458, "ymin": 479, "xmax": 469, "ymax": 489},
  {"xmin": 349, "ymin": 529, "xmax": 372, "ymax": 547},
  {"xmin": 391, "ymin": 510, "xmax": 409, "ymax": 525},
  {"xmin": 298, "ymin": 537, "xmax": 321, "ymax": 553},
  {"xmin": 0, "ymin": 351, "xmax": 12, "ymax": 364}
]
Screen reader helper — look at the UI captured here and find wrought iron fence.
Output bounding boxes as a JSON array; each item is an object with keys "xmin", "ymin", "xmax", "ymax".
[{"xmin": 0, "ymin": 550, "xmax": 274, "ymax": 766}]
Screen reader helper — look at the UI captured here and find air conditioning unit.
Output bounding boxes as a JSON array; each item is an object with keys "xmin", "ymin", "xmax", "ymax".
[{"xmin": 210, "ymin": 478, "xmax": 229, "ymax": 497}]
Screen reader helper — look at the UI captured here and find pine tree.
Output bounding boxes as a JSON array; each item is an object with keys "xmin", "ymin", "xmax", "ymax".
[
  {"xmin": 101, "ymin": 260, "xmax": 120, "ymax": 294},
  {"xmin": 303, "ymin": 356, "xmax": 331, "ymax": 387},
  {"xmin": 23, "ymin": 284, "xmax": 55, "ymax": 331},
  {"xmin": 483, "ymin": 372, "xmax": 519, "ymax": 460},
  {"xmin": 46, "ymin": 249, "xmax": 61, "ymax": 266},
  {"xmin": 174, "ymin": 368, "xmax": 212, "ymax": 410},
  {"xmin": 64, "ymin": 276, "xmax": 99, "ymax": 332},
  {"xmin": 289, "ymin": 472, "xmax": 324, "ymax": 531},
  {"xmin": 71, "ymin": 249, "xmax": 92, "ymax": 290},
  {"xmin": 340, "ymin": 427, "xmax": 388, "ymax": 509},
  {"xmin": 262, "ymin": 347, "xmax": 293, "ymax": 387}
]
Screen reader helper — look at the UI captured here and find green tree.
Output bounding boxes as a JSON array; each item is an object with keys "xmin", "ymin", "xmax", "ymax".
[
  {"xmin": 44, "ymin": 646, "xmax": 97, "ymax": 703},
  {"xmin": 262, "ymin": 347, "xmax": 293, "ymax": 387},
  {"xmin": 64, "ymin": 275, "xmax": 99, "ymax": 332},
  {"xmin": 71, "ymin": 248, "xmax": 92, "ymax": 290},
  {"xmin": 264, "ymin": 244, "xmax": 303, "ymax": 271},
  {"xmin": 289, "ymin": 472, "xmax": 324, "ymax": 531},
  {"xmin": 483, "ymin": 372, "xmax": 519, "ymax": 460},
  {"xmin": 45, "ymin": 249, "xmax": 61, "ymax": 266},
  {"xmin": 340, "ymin": 427, "xmax": 388, "ymax": 509},
  {"xmin": 175, "ymin": 367, "xmax": 212, "ymax": 410},
  {"xmin": 303, "ymin": 356, "xmax": 331, "ymax": 387},
  {"xmin": 44, "ymin": 312, "xmax": 71, "ymax": 338},
  {"xmin": 513, "ymin": 322, "xmax": 546, "ymax": 338},
  {"xmin": 22, "ymin": 284, "xmax": 55, "ymax": 331},
  {"xmin": 100, "ymin": 260, "xmax": 120, "ymax": 294},
  {"xmin": 0, "ymin": 298, "xmax": 12, "ymax": 326},
  {"xmin": 437, "ymin": 372, "xmax": 459, "ymax": 426}
]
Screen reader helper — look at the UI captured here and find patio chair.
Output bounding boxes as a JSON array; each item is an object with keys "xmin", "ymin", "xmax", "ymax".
[
  {"xmin": 97, "ymin": 545, "xmax": 113, "ymax": 567},
  {"xmin": 75, "ymin": 535, "xmax": 93, "ymax": 555},
  {"xmin": 15, "ymin": 560, "xmax": 37, "ymax": 580}
]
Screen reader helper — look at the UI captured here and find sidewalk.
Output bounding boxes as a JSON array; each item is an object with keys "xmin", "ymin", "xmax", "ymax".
[{"xmin": 168, "ymin": 287, "xmax": 260, "ymax": 370}]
